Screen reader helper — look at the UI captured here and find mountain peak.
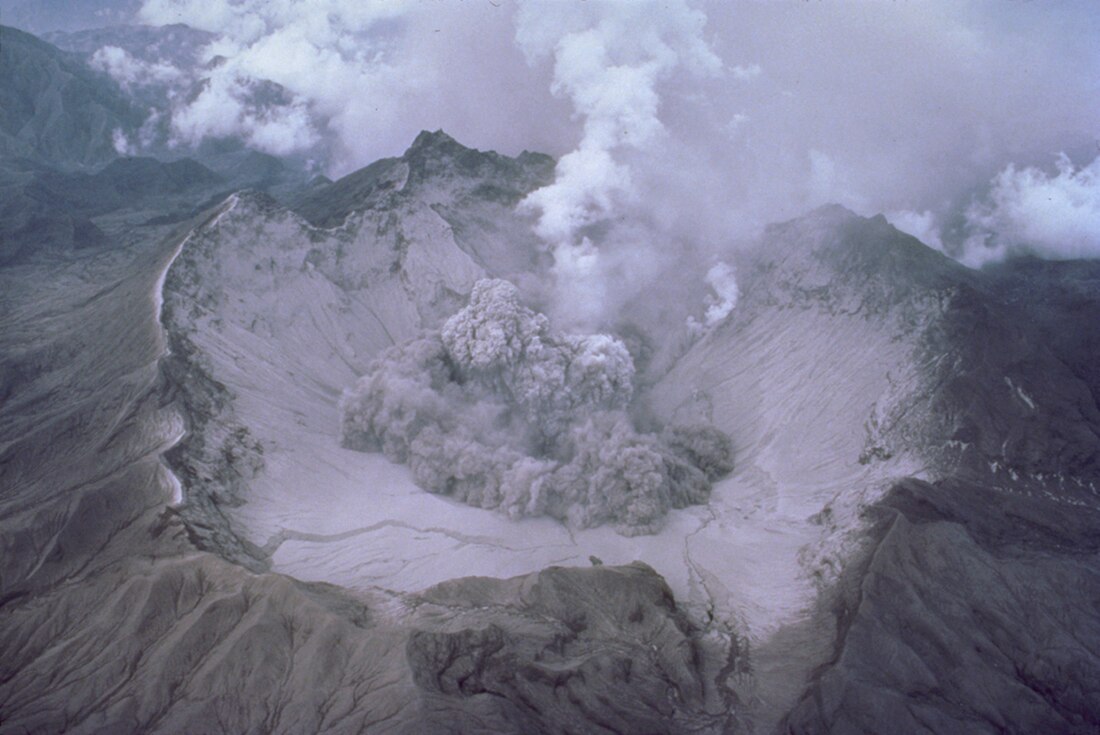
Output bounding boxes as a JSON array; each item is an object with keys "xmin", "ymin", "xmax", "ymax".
[
  {"xmin": 406, "ymin": 129, "xmax": 463, "ymax": 155},
  {"xmin": 741, "ymin": 202, "xmax": 977, "ymax": 323},
  {"xmin": 293, "ymin": 131, "xmax": 553, "ymax": 228},
  {"xmin": 401, "ymin": 128, "xmax": 499, "ymax": 181}
]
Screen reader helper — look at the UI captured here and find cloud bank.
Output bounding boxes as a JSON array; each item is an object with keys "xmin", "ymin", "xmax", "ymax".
[
  {"xmin": 90, "ymin": 45, "xmax": 183, "ymax": 91},
  {"xmin": 137, "ymin": 0, "xmax": 563, "ymax": 175},
  {"xmin": 125, "ymin": 0, "xmax": 1100, "ymax": 269},
  {"xmin": 958, "ymin": 154, "xmax": 1100, "ymax": 267}
]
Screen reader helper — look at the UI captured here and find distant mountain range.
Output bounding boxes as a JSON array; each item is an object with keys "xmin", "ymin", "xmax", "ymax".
[
  {"xmin": 0, "ymin": 25, "xmax": 144, "ymax": 169},
  {"xmin": 0, "ymin": 25, "xmax": 317, "ymax": 264},
  {"xmin": 1, "ymin": 0, "xmax": 140, "ymax": 35}
]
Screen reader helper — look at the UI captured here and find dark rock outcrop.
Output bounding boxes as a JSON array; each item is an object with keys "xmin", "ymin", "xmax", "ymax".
[
  {"xmin": 784, "ymin": 477, "xmax": 1100, "ymax": 735},
  {"xmin": 407, "ymin": 563, "xmax": 739, "ymax": 734}
]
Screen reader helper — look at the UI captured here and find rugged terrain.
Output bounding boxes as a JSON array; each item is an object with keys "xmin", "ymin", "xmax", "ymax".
[{"xmin": 2, "ymin": 28, "xmax": 1100, "ymax": 735}]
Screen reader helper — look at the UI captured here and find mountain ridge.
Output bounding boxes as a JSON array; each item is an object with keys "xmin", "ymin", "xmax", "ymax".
[
  {"xmin": 1, "ymin": 126, "xmax": 1099, "ymax": 733},
  {"xmin": 0, "ymin": 24, "xmax": 143, "ymax": 169}
]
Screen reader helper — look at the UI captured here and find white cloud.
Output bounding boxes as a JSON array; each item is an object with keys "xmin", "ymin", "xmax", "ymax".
[
  {"xmin": 961, "ymin": 154, "xmax": 1100, "ymax": 264},
  {"xmin": 703, "ymin": 262, "xmax": 739, "ymax": 326},
  {"xmin": 167, "ymin": 65, "xmax": 320, "ymax": 156},
  {"xmin": 125, "ymin": 0, "xmax": 1100, "ymax": 271},
  {"xmin": 90, "ymin": 45, "xmax": 183, "ymax": 90},
  {"xmin": 730, "ymin": 63, "xmax": 761, "ymax": 80},
  {"xmin": 138, "ymin": 0, "xmax": 560, "ymax": 174},
  {"xmin": 112, "ymin": 127, "xmax": 137, "ymax": 155},
  {"xmin": 886, "ymin": 209, "xmax": 945, "ymax": 252}
]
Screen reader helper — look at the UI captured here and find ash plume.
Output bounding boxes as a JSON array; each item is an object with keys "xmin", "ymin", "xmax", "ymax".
[
  {"xmin": 514, "ymin": 0, "xmax": 721, "ymax": 327},
  {"xmin": 340, "ymin": 279, "xmax": 732, "ymax": 535}
]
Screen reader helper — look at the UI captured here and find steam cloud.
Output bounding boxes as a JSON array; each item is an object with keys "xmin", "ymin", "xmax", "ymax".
[
  {"xmin": 885, "ymin": 154, "xmax": 1100, "ymax": 268},
  {"xmin": 340, "ymin": 279, "xmax": 732, "ymax": 535},
  {"xmin": 959, "ymin": 154, "xmax": 1100, "ymax": 267},
  {"xmin": 136, "ymin": 0, "xmax": 402, "ymax": 161},
  {"xmin": 123, "ymin": 0, "xmax": 1098, "ymax": 269},
  {"xmin": 702, "ymin": 262, "xmax": 739, "ymax": 326},
  {"xmin": 135, "ymin": 0, "xmax": 559, "ymax": 174},
  {"xmin": 90, "ymin": 45, "xmax": 184, "ymax": 91},
  {"xmin": 514, "ymin": 0, "xmax": 721, "ymax": 326}
]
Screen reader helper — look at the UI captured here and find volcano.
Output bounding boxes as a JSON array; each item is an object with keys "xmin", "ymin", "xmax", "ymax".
[{"xmin": 2, "ymin": 122, "xmax": 1098, "ymax": 734}]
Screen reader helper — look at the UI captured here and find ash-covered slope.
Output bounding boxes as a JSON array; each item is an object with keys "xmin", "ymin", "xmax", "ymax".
[
  {"xmin": 983, "ymin": 256, "xmax": 1100, "ymax": 445},
  {"xmin": 0, "ymin": 140, "xmax": 732, "ymax": 734},
  {"xmin": 4, "ymin": 126, "xmax": 1100, "ymax": 734},
  {"xmin": 159, "ymin": 144, "xmax": 1100, "ymax": 732},
  {"xmin": 664, "ymin": 206, "xmax": 1100, "ymax": 734},
  {"xmin": 159, "ymin": 131, "xmax": 553, "ymax": 568},
  {"xmin": 659, "ymin": 205, "xmax": 1100, "ymax": 487},
  {"xmin": 647, "ymin": 204, "xmax": 1100, "ymax": 733},
  {"xmin": 292, "ymin": 129, "xmax": 555, "ymax": 275}
]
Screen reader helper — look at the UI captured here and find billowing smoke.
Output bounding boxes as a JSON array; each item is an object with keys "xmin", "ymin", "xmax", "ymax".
[
  {"xmin": 685, "ymin": 262, "xmax": 740, "ymax": 335},
  {"xmin": 702, "ymin": 262, "xmax": 739, "ymax": 326},
  {"xmin": 514, "ymin": 0, "xmax": 721, "ymax": 327},
  {"xmin": 340, "ymin": 279, "xmax": 732, "ymax": 535},
  {"xmin": 134, "ymin": 0, "xmax": 400, "ymax": 162}
]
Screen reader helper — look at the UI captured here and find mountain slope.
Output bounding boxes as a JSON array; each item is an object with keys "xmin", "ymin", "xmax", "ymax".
[
  {"xmin": 2, "ymin": 130, "xmax": 1099, "ymax": 733},
  {"xmin": 158, "ymin": 171, "xmax": 1100, "ymax": 732},
  {"xmin": 0, "ymin": 183, "xmax": 732, "ymax": 734},
  {"xmin": 648, "ymin": 204, "xmax": 1100, "ymax": 731},
  {"xmin": 158, "ymin": 132, "xmax": 553, "ymax": 572},
  {"xmin": 0, "ymin": 24, "xmax": 143, "ymax": 169},
  {"xmin": 785, "ymin": 476, "xmax": 1100, "ymax": 735}
]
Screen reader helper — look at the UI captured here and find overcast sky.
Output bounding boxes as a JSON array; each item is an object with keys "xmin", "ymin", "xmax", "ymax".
[{"xmin": 10, "ymin": 0, "xmax": 1100, "ymax": 264}]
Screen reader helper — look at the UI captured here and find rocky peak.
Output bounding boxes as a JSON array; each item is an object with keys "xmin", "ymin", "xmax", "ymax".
[
  {"xmin": 744, "ymin": 204, "xmax": 976, "ymax": 320},
  {"xmin": 293, "ymin": 129, "xmax": 554, "ymax": 229},
  {"xmin": 401, "ymin": 128, "xmax": 554, "ymax": 194}
]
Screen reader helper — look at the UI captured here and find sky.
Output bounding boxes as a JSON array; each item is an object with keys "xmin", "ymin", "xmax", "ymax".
[{"xmin": 13, "ymin": 0, "xmax": 1100, "ymax": 270}]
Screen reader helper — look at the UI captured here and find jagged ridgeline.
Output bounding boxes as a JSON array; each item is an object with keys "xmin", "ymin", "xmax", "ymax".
[{"xmin": 340, "ymin": 278, "xmax": 732, "ymax": 534}]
